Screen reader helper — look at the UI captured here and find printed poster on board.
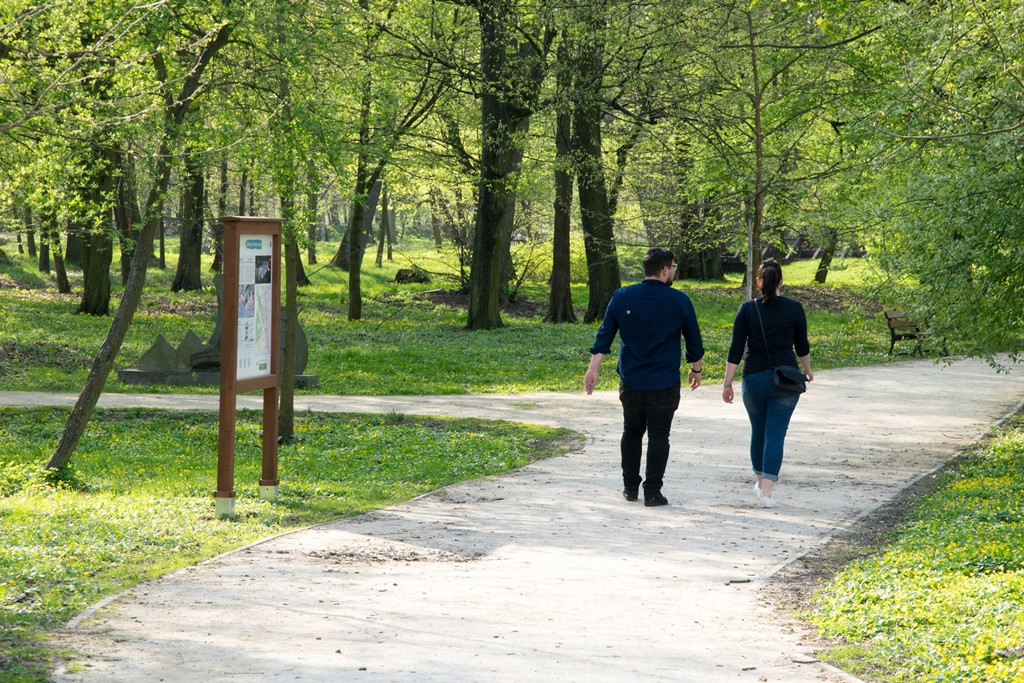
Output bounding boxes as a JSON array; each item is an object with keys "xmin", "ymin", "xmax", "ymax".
[{"xmin": 236, "ymin": 235, "xmax": 274, "ymax": 380}]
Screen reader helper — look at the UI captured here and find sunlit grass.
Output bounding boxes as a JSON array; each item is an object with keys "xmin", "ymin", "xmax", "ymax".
[
  {"xmin": 809, "ymin": 417, "xmax": 1024, "ymax": 682},
  {"xmin": 0, "ymin": 243, "xmax": 919, "ymax": 395}
]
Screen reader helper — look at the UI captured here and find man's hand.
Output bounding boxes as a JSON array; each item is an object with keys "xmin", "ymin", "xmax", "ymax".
[
  {"xmin": 687, "ymin": 369, "xmax": 701, "ymax": 391},
  {"xmin": 584, "ymin": 353, "xmax": 605, "ymax": 395}
]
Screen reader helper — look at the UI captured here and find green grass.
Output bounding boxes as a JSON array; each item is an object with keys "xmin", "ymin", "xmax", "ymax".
[
  {"xmin": 0, "ymin": 241, "xmax": 923, "ymax": 396},
  {"xmin": 808, "ymin": 415, "xmax": 1024, "ymax": 682},
  {"xmin": 0, "ymin": 406, "xmax": 580, "ymax": 681}
]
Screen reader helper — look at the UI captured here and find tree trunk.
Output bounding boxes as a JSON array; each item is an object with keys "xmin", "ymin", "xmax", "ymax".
[
  {"xmin": 815, "ymin": 230, "xmax": 838, "ymax": 284},
  {"xmin": 468, "ymin": 107, "xmax": 508, "ymax": 331},
  {"xmin": 430, "ymin": 194, "xmax": 443, "ymax": 249},
  {"xmin": 333, "ymin": 0, "xmax": 385, "ymax": 313},
  {"xmin": 376, "ymin": 183, "xmax": 389, "ymax": 267},
  {"xmin": 384, "ymin": 186, "xmax": 394, "ymax": 261},
  {"xmin": 64, "ymin": 231, "xmax": 83, "ymax": 268},
  {"xmin": 38, "ymin": 224, "xmax": 50, "ymax": 273},
  {"xmin": 332, "ymin": 222, "xmax": 351, "ymax": 271},
  {"xmin": 279, "ymin": 194, "xmax": 299, "ymax": 443},
  {"xmin": 672, "ymin": 194, "xmax": 725, "ymax": 281},
  {"xmin": 48, "ymin": 197, "xmax": 162, "ymax": 470},
  {"xmin": 306, "ymin": 163, "xmax": 319, "ymax": 267},
  {"xmin": 676, "ymin": 247, "xmax": 724, "ymax": 280},
  {"xmin": 609, "ymin": 123, "xmax": 641, "ymax": 220},
  {"xmin": 468, "ymin": 1, "xmax": 551, "ymax": 330},
  {"xmin": 746, "ymin": 10, "xmax": 765, "ymax": 299},
  {"xmin": 172, "ymin": 151, "xmax": 205, "ymax": 292},
  {"xmin": 212, "ymin": 155, "xmax": 228, "ymax": 273},
  {"xmin": 342, "ymin": 172, "xmax": 384, "ymax": 318},
  {"xmin": 77, "ymin": 139, "xmax": 117, "ymax": 313},
  {"xmin": 46, "ymin": 23, "xmax": 234, "ymax": 471},
  {"xmin": 239, "ymin": 166, "xmax": 249, "ymax": 215},
  {"xmin": 77, "ymin": 228, "xmax": 112, "ymax": 315},
  {"xmin": 331, "ymin": 178, "xmax": 381, "ymax": 270},
  {"xmin": 157, "ymin": 214, "xmax": 166, "ymax": 269},
  {"xmin": 545, "ymin": 56, "xmax": 577, "ymax": 324},
  {"xmin": 347, "ymin": 188, "xmax": 365, "ymax": 320},
  {"xmin": 43, "ymin": 220, "xmax": 70, "ymax": 293},
  {"xmin": 571, "ymin": 20, "xmax": 619, "ymax": 324},
  {"xmin": 116, "ymin": 169, "xmax": 142, "ymax": 287},
  {"xmin": 23, "ymin": 206, "xmax": 36, "ymax": 258},
  {"xmin": 574, "ymin": 93, "xmax": 619, "ymax": 323},
  {"xmin": 498, "ymin": 118, "xmax": 529, "ymax": 296},
  {"xmin": 53, "ymin": 242, "xmax": 70, "ymax": 294},
  {"xmin": 375, "ymin": 182, "xmax": 395, "ymax": 265}
]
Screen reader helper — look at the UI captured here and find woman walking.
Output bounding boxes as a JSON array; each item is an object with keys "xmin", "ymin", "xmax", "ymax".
[{"xmin": 722, "ymin": 259, "xmax": 813, "ymax": 508}]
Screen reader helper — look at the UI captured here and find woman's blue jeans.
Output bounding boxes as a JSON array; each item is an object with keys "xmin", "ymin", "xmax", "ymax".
[
  {"xmin": 619, "ymin": 381, "xmax": 680, "ymax": 494},
  {"xmin": 740, "ymin": 368, "xmax": 800, "ymax": 482}
]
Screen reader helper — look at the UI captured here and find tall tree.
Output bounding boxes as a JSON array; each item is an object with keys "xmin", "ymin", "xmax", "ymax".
[
  {"xmin": 328, "ymin": 0, "xmax": 447, "ymax": 320},
  {"xmin": 544, "ymin": 33, "xmax": 576, "ymax": 324},
  {"xmin": 171, "ymin": 149, "xmax": 206, "ymax": 292},
  {"xmin": 566, "ymin": 5, "xmax": 621, "ymax": 323},
  {"xmin": 466, "ymin": 0, "xmax": 554, "ymax": 330},
  {"xmin": 46, "ymin": 8, "xmax": 235, "ymax": 470},
  {"xmin": 1, "ymin": 2, "xmax": 165, "ymax": 308},
  {"xmin": 663, "ymin": 0, "xmax": 876, "ymax": 296}
]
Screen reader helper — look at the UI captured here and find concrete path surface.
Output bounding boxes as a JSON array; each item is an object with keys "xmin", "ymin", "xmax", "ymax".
[{"xmin": 6, "ymin": 358, "xmax": 1024, "ymax": 682}]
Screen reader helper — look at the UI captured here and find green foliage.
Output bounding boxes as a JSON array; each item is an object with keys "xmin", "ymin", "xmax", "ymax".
[
  {"xmin": 0, "ymin": 406, "xmax": 579, "ymax": 679},
  {"xmin": 809, "ymin": 419, "xmax": 1024, "ymax": 682},
  {"xmin": 848, "ymin": 0, "xmax": 1024, "ymax": 360}
]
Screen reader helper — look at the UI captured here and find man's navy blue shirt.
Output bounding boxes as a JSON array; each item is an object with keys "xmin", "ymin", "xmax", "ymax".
[{"xmin": 590, "ymin": 279, "xmax": 704, "ymax": 391}]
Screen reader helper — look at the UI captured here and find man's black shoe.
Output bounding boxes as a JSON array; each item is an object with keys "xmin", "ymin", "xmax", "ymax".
[
  {"xmin": 644, "ymin": 492, "xmax": 669, "ymax": 507},
  {"xmin": 623, "ymin": 487, "xmax": 639, "ymax": 501}
]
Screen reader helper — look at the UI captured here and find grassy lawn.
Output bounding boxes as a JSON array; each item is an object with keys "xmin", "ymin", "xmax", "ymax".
[
  {"xmin": 0, "ymin": 241, "xmax": 921, "ymax": 396},
  {"xmin": 807, "ymin": 414, "xmax": 1024, "ymax": 683},
  {"xmin": 0, "ymin": 238, "xmax": 1019, "ymax": 682}
]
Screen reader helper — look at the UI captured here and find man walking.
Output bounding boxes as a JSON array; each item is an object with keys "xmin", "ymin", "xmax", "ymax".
[{"xmin": 584, "ymin": 247, "xmax": 705, "ymax": 506}]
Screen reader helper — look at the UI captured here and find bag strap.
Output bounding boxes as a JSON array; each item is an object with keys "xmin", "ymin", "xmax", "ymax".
[{"xmin": 752, "ymin": 299, "xmax": 777, "ymax": 371}]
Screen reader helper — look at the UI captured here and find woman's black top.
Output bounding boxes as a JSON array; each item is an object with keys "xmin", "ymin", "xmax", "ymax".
[{"xmin": 727, "ymin": 296, "xmax": 810, "ymax": 375}]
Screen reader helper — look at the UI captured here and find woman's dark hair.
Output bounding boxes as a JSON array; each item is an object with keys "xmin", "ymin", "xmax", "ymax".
[{"xmin": 758, "ymin": 258, "xmax": 783, "ymax": 305}]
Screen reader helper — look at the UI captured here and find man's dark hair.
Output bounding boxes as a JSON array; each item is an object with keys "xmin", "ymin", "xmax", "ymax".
[{"xmin": 643, "ymin": 247, "xmax": 675, "ymax": 277}]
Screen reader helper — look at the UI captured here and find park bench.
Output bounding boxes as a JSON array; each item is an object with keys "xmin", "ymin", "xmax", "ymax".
[{"xmin": 884, "ymin": 311, "xmax": 947, "ymax": 357}]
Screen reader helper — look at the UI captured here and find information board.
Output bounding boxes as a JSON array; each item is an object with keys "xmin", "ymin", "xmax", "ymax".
[
  {"xmin": 216, "ymin": 217, "xmax": 282, "ymax": 519},
  {"xmin": 235, "ymin": 234, "xmax": 275, "ymax": 380}
]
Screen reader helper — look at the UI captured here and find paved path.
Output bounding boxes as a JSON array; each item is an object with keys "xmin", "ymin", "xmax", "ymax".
[{"xmin": 7, "ymin": 358, "xmax": 1024, "ymax": 682}]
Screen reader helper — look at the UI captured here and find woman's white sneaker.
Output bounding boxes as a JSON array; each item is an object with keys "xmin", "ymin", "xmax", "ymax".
[{"xmin": 759, "ymin": 496, "xmax": 776, "ymax": 508}]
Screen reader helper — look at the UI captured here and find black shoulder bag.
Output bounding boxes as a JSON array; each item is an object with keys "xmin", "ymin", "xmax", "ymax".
[{"xmin": 753, "ymin": 300, "xmax": 807, "ymax": 395}]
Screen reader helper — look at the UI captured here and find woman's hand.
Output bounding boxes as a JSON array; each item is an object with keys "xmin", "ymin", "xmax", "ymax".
[{"xmin": 722, "ymin": 362, "xmax": 739, "ymax": 403}]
